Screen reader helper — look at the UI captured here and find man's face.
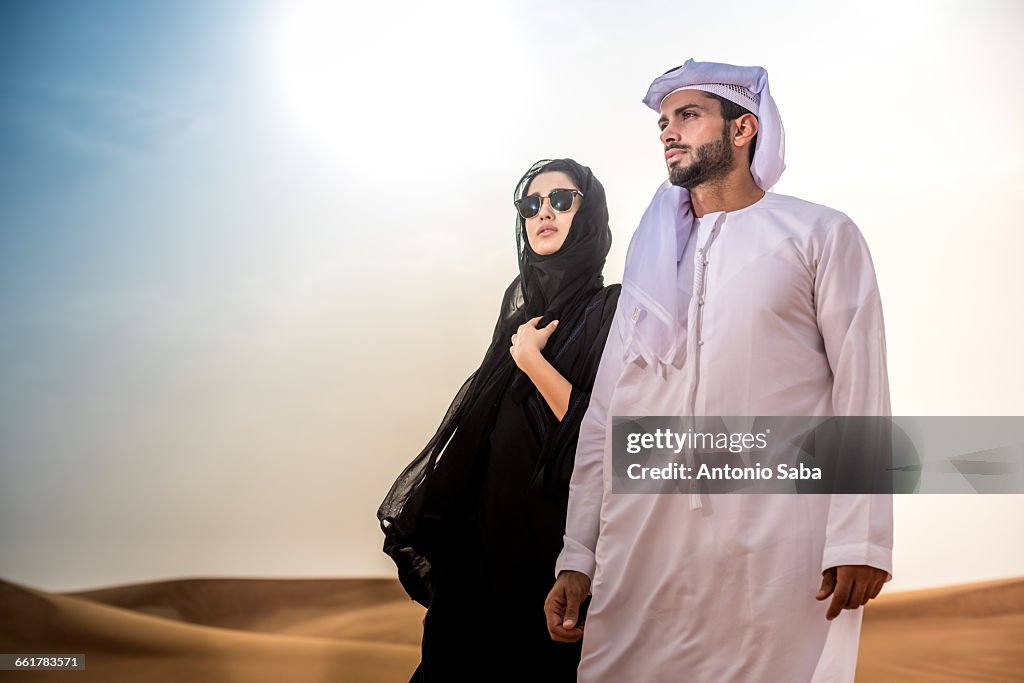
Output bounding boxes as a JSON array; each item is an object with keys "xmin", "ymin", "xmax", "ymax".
[{"xmin": 658, "ymin": 89, "xmax": 734, "ymax": 189}]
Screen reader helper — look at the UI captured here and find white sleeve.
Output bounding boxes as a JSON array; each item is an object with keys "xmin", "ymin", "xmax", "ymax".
[
  {"xmin": 553, "ymin": 299, "xmax": 629, "ymax": 581},
  {"xmin": 814, "ymin": 217, "xmax": 894, "ymax": 578}
]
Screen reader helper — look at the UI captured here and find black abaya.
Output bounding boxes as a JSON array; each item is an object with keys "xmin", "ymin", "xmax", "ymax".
[{"xmin": 412, "ymin": 285, "xmax": 619, "ymax": 681}]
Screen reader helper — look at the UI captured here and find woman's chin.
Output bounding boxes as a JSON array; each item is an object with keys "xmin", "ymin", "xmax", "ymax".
[{"xmin": 530, "ymin": 240, "xmax": 565, "ymax": 256}]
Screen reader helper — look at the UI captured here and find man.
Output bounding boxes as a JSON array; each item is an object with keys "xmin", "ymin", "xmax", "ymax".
[{"xmin": 543, "ymin": 59, "xmax": 893, "ymax": 681}]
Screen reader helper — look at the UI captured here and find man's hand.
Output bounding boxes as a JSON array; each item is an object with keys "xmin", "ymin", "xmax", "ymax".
[
  {"xmin": 816, "ymin": 565, "xmax": 888, "ymax": 620},
  {"xmin": 544, "ymin": 570, "xmax": 591, "ymax": 642}
]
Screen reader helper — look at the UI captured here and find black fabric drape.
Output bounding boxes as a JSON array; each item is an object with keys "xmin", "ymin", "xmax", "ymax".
[{"xmin": 376, "ymin": 159, "xmax": 619, "ymax": 612}]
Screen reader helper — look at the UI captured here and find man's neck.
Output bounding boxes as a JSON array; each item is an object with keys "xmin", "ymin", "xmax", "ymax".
[{"xmin": 689, "ymin": 170, "xmax": 765, "ymax": 218}]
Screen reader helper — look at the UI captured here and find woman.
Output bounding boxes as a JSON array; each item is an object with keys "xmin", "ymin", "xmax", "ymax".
[{"xmin": 377, "ymin": 158, "xmax": 620, "ymax": 680}]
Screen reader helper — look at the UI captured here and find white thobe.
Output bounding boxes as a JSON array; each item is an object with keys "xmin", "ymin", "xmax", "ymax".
[{"xmin": 555, "ymin": 192, "xmax": 892, "ymax": 682}]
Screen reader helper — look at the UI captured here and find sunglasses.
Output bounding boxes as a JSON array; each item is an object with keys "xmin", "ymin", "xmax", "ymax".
[{"xmin": 514, "ymin": 189, "xmax": 584, "ymax": 219}]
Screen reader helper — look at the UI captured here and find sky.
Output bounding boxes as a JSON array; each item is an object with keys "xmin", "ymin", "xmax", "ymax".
[{"xmin": 1, "ymin": 0, "xmax": 1023, "ymax": 593}]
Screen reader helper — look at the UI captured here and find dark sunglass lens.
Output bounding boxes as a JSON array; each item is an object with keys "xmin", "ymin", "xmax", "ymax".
[
  {"xmin": 550, "ymin": 190, "xmax": 574, "ymax": 212},
  {"xmin": 516, "ymin": 196, "xmax": 540, "ymax": 218}
]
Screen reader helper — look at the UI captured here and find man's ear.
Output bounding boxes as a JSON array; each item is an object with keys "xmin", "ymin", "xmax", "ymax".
[{"xmin": 734, "ymin": 113, "xmax": 759, "ymax": 148}]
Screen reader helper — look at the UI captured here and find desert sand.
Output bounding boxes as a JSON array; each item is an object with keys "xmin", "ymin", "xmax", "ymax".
[{"xmin": 1, "ymin": 575, "xmax": 1021, "ymax": 682}]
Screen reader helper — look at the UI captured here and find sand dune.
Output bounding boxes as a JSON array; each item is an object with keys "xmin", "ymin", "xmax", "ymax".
[
  {"xmin": 0, "ymin": 578, "xmax": 422, "ymax": 682},
  {"xmin": 2, "ymin": 575, "xmax": 1021, "ymax": 682},
  {"xmin": 856, "ymin": 577, "xmax": 1024, "ymax": 683},
  {"xmin": 67, "ymin": 577, "xmax": 424, "ymax": 645}
]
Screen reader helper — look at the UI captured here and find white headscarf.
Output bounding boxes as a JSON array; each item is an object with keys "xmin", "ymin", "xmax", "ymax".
[{"xmin": 620, "ymin": 59, "xmax": 786, "ymax": 370}]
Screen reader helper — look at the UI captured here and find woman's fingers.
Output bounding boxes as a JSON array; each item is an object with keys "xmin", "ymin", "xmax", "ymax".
[
  {"xmin": 518, "ymin": 317, "xmax": 558, "ymax": 334},
  {"xmin": 511, "ymin": 319, "xmax": 559, "ymax": 363}
]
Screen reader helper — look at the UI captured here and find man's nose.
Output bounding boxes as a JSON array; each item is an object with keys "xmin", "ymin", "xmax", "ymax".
[{"xmin": 660, "ymin": 126, "xmax": 677, "ymax": 147}]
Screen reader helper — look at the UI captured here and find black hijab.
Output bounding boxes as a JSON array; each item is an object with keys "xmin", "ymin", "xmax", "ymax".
[
  {"xmin": 515, "ymin": 158, "xmax": 612, "ymax": 323},
  {"xmin": 377, "ymin": 159, "xmax": 616, "ymax": 606}
]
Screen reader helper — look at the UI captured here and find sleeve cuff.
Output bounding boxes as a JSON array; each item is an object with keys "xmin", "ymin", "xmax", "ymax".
[
  {"xmin": 822, "ymin": 541, "xmax": 893, "ymax": 581},
  {"xmin": 554, "ymin": 536, "xmax": 597, "ymax": 582}
]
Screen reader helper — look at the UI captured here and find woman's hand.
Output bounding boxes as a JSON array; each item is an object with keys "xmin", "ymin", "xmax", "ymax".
[
  {"xmin": 509, "ymin": 316, "xmax": 559, "ymax": 370},
  {"xmin": 510, "ymin": 316, "xmax": 572, "ymax": 420}
]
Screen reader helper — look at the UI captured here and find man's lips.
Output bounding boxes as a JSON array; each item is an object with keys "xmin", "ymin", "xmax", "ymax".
[{"xmin": 665, "ymin": 148, "xmax": 688, "ymax": 162}]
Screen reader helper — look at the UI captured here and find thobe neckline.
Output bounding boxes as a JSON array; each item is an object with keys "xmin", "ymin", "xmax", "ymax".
[{"xmin": 678, "ymin": 191, "xmax": 771, "ymax": 263}]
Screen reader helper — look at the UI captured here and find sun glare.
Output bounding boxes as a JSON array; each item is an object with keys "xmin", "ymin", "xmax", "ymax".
[{"xmin": 268, "ymin": 0, "xmax": 519, "ymax": 164}]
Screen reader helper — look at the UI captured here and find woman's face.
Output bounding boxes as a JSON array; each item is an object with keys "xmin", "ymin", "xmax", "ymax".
[{"xmin": 522, "ymin": 170, "xmax": 581, "ymax": 256}]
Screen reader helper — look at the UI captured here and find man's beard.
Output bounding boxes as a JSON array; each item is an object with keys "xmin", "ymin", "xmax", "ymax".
[{"xmin": 668, "ymin": 128, "xmax": 734, "ymax": 189}]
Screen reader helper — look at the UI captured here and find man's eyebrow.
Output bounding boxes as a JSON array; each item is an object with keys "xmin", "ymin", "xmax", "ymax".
[
  {"xmin": 674, "ymin": 103, "xmax": 704, "ymax": 116},
  {"xmin": 658, "ymin": 103, "xmax": 704, "ymax": 126}
]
